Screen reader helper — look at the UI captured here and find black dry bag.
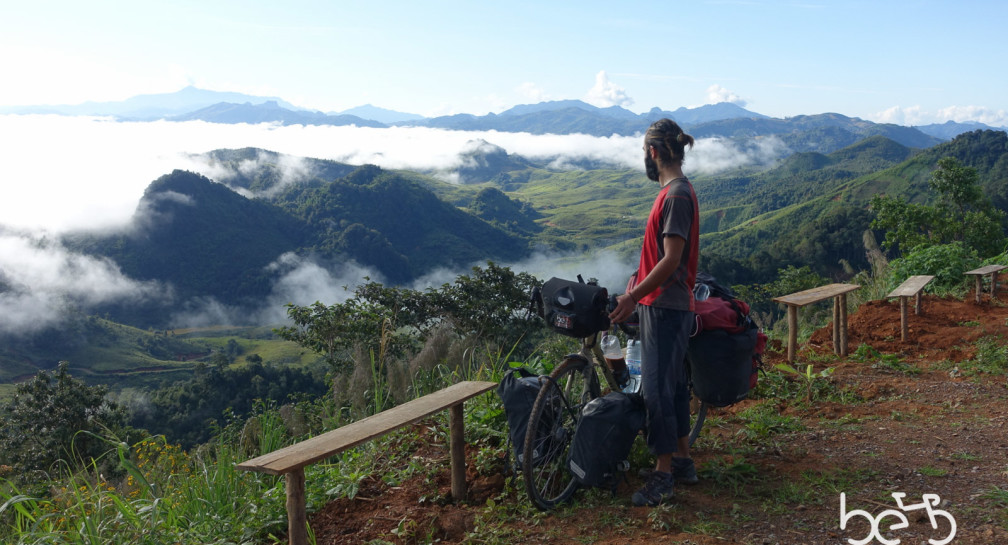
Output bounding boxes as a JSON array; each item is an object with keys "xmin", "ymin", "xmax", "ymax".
[
  {"xmin": 567, "ymin": 391, "xmax": 645, "ymax": 489},
  {"xmin": 496, "ymin": 367, "xmax": 561, "ymax": 469},
  {"xmin": 687, "ymin": 327, "xmax": 758, "ymax": 407}
]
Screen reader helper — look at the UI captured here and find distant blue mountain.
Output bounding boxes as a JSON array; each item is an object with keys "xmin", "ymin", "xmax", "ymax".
[
  {"xmin": 336, "ymin": 104, "xmax": 424, "ymax": 124},
  {"xmin": 406, "ymin": 100, "xmax": 769, "ymax": 137},
  {"xmin": 172, "ymin": 101, "xmax": 385, "ymax": 127},
  {"xmin": 5, "ymin": 86, "xmax": 996, "ymax": 151},
  {"xmin": 915, "ymin": 120, "xmax": 1003, "ymax": 140},
  {"xmin": 0, "ymin": 86, "xmax": 304, "ymax": 120}
]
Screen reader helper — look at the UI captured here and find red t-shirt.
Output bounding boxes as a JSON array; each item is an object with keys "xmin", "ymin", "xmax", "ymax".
[{"xmin": 635, "ymin": 177, "xmax": 699, "ymax": 311}]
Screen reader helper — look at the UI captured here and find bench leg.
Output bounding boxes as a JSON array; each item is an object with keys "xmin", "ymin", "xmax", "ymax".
[
  {"xmin": 449, "ymin": 403, "xmax": 466, "ymax": 501},
  {"xmin": 286, "ymin": 469, "xmax": 308, "ymax": 545},
  {"xmin": 899, "ymin": 296, "xmax": 909, "ymax": 341},
  {"xmin": 832, "ymin": 297, "xmax": 841, "ymax": 355},
  {"xmin": 839, "ymin": 293, "xmax": 849, "ymax": 357},
  {"xmin": 786, "ymin": 305, "xmax": 798, "ymax": 363}
]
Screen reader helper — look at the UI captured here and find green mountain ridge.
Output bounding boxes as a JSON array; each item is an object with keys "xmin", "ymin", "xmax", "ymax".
[
  {"xmin": 64, "ymin": 166, "xmax": 535, "ymax": 325},
  {"xmin": 697, "ymin": 130, "xmax": 1008, "ymax": 281},
  {"xmin": 4, "ymin": 130, "xmax": 1007, "ymax": 389}
]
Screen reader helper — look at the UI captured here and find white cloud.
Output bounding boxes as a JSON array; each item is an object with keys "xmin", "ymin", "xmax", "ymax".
[
  {"xmin": 705, "ymin": 84, "xmax": 747, "ymax": 106},
  {"xmin": 0, "ymin": 114, "xmax": 792, "ymax": 234},
  {"xmin": 871, "ymin": 105, "xmax": 1008, "ymax": 127},
  {"xmin": 584, "ymin": 71, "xmax": 635, "ymax": 109},
  {"xmin": 935, "ymin": 105, "xmax": 1008, "ymax": 127},
  {"xmin": 517, "ymin": 82, "xmax": 550, "ymax": 103},
  {"xmin": 167, "ymin": 252, "xmax": 377, "ymax": 328},
  {"xmin": 0, "ymin": 230, "xmax": 168, "ymax": 334}
]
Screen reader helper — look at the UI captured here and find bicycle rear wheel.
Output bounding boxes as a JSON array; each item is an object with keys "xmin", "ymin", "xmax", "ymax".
[{"xmin": 522, "ymin": 355, "xmax": 601, "ymax": 510}]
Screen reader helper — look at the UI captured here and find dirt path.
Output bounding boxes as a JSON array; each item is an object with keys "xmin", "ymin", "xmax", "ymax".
[{"xmin": 304, "ymin": 294, "xmax": 1008, "ymax": 545}]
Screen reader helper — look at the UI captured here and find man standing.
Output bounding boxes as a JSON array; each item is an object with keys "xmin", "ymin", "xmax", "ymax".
[{"xmin": 609, "ymin": 118, "xmax": 699, "ymax": 507}]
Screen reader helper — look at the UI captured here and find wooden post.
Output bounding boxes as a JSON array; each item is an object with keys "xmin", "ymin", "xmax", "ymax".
[
  {"xmin": 786, "ymin": 305, "xmax": 798, "ymax": 363},
  {"xmin": 914, "ymin": 292, "xmax": 923, "ymax": 315},
  {"xmin": 899, "ymin": 296, "xmax": 909, "ymax": 341},
  {"xmin": 286, "ymin": 469, "xmax": 308, "ymax": 545},
  {"xmin": 449, "ymin": 402, "xmax": 466, "ymax": 502},
  {"xmin": 975, "ymin": 275, "xmax": 983, "ymax": 303},
  {"xmin": 839, "ymin": 293, "xmax": 849, "ymax": 357},
  {"xmin": 832, "ymin": 296, "xmax": 841, "ymax": 355}
]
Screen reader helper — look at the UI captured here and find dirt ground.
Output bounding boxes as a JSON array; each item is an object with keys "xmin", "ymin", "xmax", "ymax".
[{"xmin": 304, "ymin": 293, "xmax": 1008, "ymax": 545}]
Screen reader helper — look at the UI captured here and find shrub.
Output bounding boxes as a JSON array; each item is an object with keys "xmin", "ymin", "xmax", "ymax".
[{"xmin": 887, "ymin": 242, "xmax": 980, "ymax": 295}]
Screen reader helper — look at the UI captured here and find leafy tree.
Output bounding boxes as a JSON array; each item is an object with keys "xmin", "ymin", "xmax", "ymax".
[
  {"xmin": 127, "ymin": 361, "xmax": 327, "ymax": 448},
  {"xmin": 276, "ymin": 262, "xmax": 541, "ymax": 381},
  {"xmin": 888, "ymin": 242, "xmax": 980, "ymax": 294},
  {"xmin": 0, "ymin": 362, "xmax": 126, "ymax": 479},
  {"xmin": 870, "ymin": 157, "xmax": 1006, "ymax": 257}
]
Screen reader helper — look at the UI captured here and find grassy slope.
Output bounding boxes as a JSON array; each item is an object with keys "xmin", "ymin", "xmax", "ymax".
[{"xmin": 0, "ymin": 319, "xmax": 321, "ymax": 396}]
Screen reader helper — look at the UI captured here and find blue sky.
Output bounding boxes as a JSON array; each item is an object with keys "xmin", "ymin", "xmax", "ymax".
[{"xmin": 2, "ymin": 0, "xmax": 1007, "ymax": 125}]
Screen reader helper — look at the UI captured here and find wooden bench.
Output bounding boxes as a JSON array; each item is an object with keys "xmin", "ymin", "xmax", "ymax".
[
  {"xmin": 964, "ymin": 264, "xmax": 1008, "ymax": 303},
  {"xmin": 886, "ymin": 275, "xmax": 934, "ymax": 341},
  {"xmin": 237, "ymin": 380, "xmax": 497, "ymax": 545},
  {"xmin": 772, "ymin": 283, "xmax": 860, "ymax": 363}
]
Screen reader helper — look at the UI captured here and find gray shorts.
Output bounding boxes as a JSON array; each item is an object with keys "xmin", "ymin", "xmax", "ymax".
[{"xmin": 638, "ymin": 305, "xmax": 694, "ymax": 455}]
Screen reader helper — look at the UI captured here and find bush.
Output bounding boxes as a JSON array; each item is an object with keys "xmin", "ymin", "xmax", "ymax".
[
  {"xmin": 0, "ymin": 362, "xmax": 127, "ymax": 483},
  {"xmin": 887, "ymin": 242, "xmax": 980, "ymax": 295}
]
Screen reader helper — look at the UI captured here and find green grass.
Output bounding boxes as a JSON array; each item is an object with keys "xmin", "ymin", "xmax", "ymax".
[{"xmin": 0, "ymin": 320, "xmax": 324, "ymax": 395}]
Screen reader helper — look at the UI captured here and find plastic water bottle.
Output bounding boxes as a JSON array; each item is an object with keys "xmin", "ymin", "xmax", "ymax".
[
  {"xmin": 624, "ymin": 338, "xmax": 642, "ymax": 393},
  {"xmin": 601, "ymin": 333, "xmax": 628, "ymax": 388}
]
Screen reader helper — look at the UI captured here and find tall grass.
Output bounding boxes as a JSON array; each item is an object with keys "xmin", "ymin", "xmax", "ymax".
[
  {"xmin": 0, "ymin": 331, "xmax": 511, "ymax": 545},
  {"xmin": 0, "ymin": 436, "xmax": 285, "ymax": 545}
]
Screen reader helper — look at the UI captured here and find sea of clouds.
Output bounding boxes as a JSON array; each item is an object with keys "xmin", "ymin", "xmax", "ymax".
[{"xmin": 0, "ymin": 115, "xmax": 785, "ymax": 333}]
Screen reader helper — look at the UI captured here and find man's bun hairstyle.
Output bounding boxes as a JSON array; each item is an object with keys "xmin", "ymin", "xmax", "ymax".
[{"xmin": 645, "ymin": 118, "xmax": 695, "ymax": 164}]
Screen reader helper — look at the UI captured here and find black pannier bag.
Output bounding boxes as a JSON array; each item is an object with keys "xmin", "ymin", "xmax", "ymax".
[
  {"xmin": 687, "ymin": 326, "xmax": 758, "ymax": 407},
  {"xmin": 496, "ymin": 367, "xmax": 561, "ymax": 469},
  {"xmin": 567, "ymin": 391, "xmax": 645, "ymax": 489},
  {"xmin": 540, "ymin": 277, "xmax": 611, "ymax": 338}
]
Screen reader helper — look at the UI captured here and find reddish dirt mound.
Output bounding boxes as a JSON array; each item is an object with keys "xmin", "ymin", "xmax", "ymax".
[
  {"xmin": 301, "ymin": 295, "xmax": 1008, "ymax": 545},
  {"xmin": 810, "ymin": 293, "xmax": 1008, "ymax": 362}
]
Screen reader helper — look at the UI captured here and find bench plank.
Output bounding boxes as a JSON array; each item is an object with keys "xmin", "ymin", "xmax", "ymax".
[
  {"xmin": 237, "ymin": 380, "xmax": 496, "ymax": 475},
  {"xmin": 964, "ymin": 264, "xmax": 1007, "ymax": 276},
  {"xmin": 887, "ymin": 275, "xmax": 934, "ymax": 298},
  {"xmin": 772, "ymin": 283, "xmax": 860, "ymax": 307}
]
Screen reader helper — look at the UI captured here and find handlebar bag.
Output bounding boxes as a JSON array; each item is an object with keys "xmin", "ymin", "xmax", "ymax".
[{"xmin": 540, "ymin": 277, "xmax": 611, "ymax": 338}]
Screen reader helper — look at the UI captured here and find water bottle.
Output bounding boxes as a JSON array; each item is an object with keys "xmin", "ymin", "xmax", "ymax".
[
  {"xmin": 624, "ymin": 338, "xmax": 642, "ymax": 393},
  {"xmin": 601, "ymin": 332, "xmax": 629, "ymax": 388}
]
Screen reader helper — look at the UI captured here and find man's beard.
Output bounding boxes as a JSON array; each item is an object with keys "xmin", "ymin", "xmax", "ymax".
[{"xmin": 645, "ymin": 154, "xmax": 660, "ymax": 182}]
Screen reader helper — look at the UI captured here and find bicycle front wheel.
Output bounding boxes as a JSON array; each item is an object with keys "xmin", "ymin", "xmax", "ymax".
[{"xmin": 522, "ymin": 355, "xmax": 601, "ymax": 510}]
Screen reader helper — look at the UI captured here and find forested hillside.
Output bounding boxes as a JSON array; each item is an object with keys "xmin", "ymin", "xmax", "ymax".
[
  {"xmin": 63, "ymin": 167, "xmax": 534, "ymax": 327},
  {"xmin": 695, "ymin": 130, "xmax": 1008, "ymax": 283}
]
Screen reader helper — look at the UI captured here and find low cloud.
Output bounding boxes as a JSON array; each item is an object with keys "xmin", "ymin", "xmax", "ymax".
[
  {"xmin": 0, "ymin": 114, "xmax": 806, "ymax": 234},
  {"xmin": 0, "ymin": 229, "xmax": 168, "ymax": 335},
  {"xmin": 584, "ymin": 71, "xmax": 635, "ymax": 109},
  {"xmin": 706, "ymin": 84, "xmax": 747, "ymax": 107},
  {"xmin": 0, "ymin": 114, "xmax": 787, "ymax": 332}
]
